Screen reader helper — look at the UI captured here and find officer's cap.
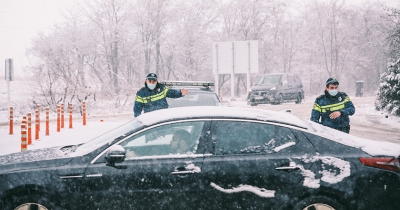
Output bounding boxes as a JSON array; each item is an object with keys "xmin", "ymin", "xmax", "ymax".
[
  {"xmin": 146, "ymin": 73, "xmax": 158, "ymax": 81},
  {"xmin": 326, "ymin": 77, "xmax": 339, "ymax": 86}
]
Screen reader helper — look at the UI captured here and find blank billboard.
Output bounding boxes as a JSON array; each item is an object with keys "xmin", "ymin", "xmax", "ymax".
[{"xmin": 212, "ymin": 41, "xmax": 258, "ymax": 74}]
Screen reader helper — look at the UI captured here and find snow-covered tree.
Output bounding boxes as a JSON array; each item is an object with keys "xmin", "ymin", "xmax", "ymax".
[{"xmin": 375, "ymin": 58, "xmax": 400, "ymax": 116}]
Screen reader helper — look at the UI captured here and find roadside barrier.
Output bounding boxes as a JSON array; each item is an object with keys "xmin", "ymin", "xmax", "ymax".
[
  {"xmin": 27, "ymin": 113, "xmax": 32, "ymax": 145},
  {"xmin": 82, "ymin": 101, "xmax": 86, "ymax": 126},
  {"xmin": 36, "ymin": 104, "xmax": 40, "ymax": 131},
  {"xmin": 57, "ymin": 105, "xmax": 61, "ymax": 132},
  {"xmin": 35, "ymin": 109, "xmax": 39, "ymax": 140},
  {"xmin": 21, "ymin": 115, "xmax": 27, "ymax": 152},
  {"xmin": 9, "ymin": 107, "xmax": 13, "ymax": 135},
  {"xmin": 69, "ymin": 103, "xmax": 73, "ymax": 129},
  {"xmin": 46, "ymin": 107, "xmax": 50, "ymax": 136},
  {"xmin": 61, "ymin": 103, "xmax": 65, "ymax": 128}
]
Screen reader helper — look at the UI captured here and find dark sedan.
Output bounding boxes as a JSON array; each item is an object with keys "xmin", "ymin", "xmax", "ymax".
[{"xmin": 1, "ymin": 106, "xmax": 399, "ymax": 210}]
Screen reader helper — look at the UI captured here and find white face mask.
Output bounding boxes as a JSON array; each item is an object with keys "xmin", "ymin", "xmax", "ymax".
[
  {"xmin": 329, "ymin": 90, "xmax": 338, "ymax": 96},
  {"xmin": 147, "ymin": 83, "xmax": 156, "ymax": 90}
]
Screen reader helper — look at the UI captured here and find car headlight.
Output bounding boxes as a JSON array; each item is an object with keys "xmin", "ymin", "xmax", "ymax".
[
  {"xmin": 248, "ymin": 89, "xmax": 252, "ymax": 94},
  {"xmin": 269, "ymin": 87, "xmax": 276, "ymax": 91}
]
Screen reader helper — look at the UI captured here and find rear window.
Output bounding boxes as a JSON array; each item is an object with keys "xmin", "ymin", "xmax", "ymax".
[{"xmin": 167, "ymin": 91, "xmax": 221, "ymax": 107}]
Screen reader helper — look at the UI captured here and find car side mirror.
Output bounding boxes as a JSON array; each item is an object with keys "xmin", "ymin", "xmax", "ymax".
[{"xmin": 105, "ymin": 145, "xmax": 126, "ymax": 166}]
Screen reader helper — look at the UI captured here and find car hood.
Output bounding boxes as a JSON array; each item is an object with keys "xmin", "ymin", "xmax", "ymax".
[
  {"xmin": 0, "ymin": 146, "xmax": 73, "ymax": 174},
  {"xmin": 250, "ymin": 84, "xmax": 277, "ymax": 91}
]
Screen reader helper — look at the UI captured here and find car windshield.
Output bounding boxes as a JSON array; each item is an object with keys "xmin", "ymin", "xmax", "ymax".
[
  {"xmin": 256, "ymin": 75, "xmax": 282, "ymax": 85},
  {"xmin": 167, "ymin": 91, "xmax": 221, "ymax": 107},
  {"xmin": 72, "ymin": 120, "xmax": 142, "ymax": 155}
]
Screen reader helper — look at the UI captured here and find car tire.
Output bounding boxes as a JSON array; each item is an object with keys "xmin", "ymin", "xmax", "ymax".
[
  {"xmin": 2, "ymin": 194, "xmax": 56, "ymax": 210},
  {"xmin": 293, "ymin": 195, "xmax": 347, "ymax": 210},
  {"xmin": 295, "ymin": 93, "xmax": 302, "ymax": 104},
  {"xmin": 250, "ymin": 104, "xmax": 257, "ymax": 106}
]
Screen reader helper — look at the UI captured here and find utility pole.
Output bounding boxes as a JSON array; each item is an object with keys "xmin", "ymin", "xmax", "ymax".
[{"xmin": 5, "ymin": 58, "xmax": 14, "ymax": 109}]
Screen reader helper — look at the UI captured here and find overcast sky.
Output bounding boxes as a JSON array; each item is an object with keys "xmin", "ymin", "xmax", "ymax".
[{"xmin": 0, "ymin": 0, "xmax": 399, "ymax": 79}]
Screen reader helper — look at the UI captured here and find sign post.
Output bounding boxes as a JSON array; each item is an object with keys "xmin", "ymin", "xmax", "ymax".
[
  {"xmin": 212, "ymin": 41, "xmax": 258, "ymax": 100},
  {"xmin": 5, "ymin": 58, "xmax": 13, "ymax": 109}
]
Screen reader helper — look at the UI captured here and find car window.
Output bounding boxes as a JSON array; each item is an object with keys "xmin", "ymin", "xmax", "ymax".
[
  {"xmin": 256, "ymin": 75, "xmax": 281, "ymax": 85},
  {"xmin": 288, "ymin": 75, "xmax": 296, "ymax": 84},
  {"xmin": 167, "ymin": 91, "xmax": 220, "ymax": 107},
  {"xmin": 213, "ymin": 121, "xmax": 297, "ymax": 155},
  {"xmin": 120, "ymin": 121, "xmax": 206, "ymax": 158},
  {"xmin": 73, "ymin": 120, "xmax": 142, "ymax": 155},
  {"xmin": 281, "ymin": 74, "xmax": 288, "ymax": 86}
]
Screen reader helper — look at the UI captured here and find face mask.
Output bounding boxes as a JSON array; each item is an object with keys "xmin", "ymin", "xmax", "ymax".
[
  {"xmin": 329, "ymin": 90, "xmax": 338, "ymax": 96},
  {"xmin": 147, "ymin": 83, "xmax": 156, "ymax": 90}
]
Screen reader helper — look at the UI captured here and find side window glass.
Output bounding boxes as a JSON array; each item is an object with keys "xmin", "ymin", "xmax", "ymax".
[
  {"xmin": 273, "ymin": 126, "xmax": 297, "ymax": 152},
  {"xmin": 288, "ymin": 76, "xmax": 295, "ymax": 84},
  {"xmin": 120, "ymin": 121, "xmax": 205, "ymax": 158},
  {"xmin": 214, "ymin": 121, "xmax": 297, "ymax": 155},
  {"xmin": 214, "ymin": 121, "xmax": 275, "ymax": 155},
  {"xmin": 281, "ymin": 75, "xmax": 288, "ymax": 86}
]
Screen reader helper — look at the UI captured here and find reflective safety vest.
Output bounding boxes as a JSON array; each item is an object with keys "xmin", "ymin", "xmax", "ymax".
[
  {"xmin": 134, "ymin": 83, "xmax": 182, "ymax": 117},
  {"xmin": 311, "ymin": 91, "xmax": 355, "ymax": 130}
]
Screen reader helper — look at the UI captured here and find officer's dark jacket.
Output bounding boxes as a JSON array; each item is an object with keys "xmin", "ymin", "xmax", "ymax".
[
  {"xmin": 134, "ymin": 83, "xmax": 182, "ymax": 117},
  {"xmin": 311, "ymin": 90, "xmax": 355, "ymax": 129}
]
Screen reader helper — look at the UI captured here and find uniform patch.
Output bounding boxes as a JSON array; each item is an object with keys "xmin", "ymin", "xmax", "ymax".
[{"xmin": 338, "ymin": 97, "xmax": 342, "ymax": 101}]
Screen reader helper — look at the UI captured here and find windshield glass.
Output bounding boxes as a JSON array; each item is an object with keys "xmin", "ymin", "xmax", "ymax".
[
  {"xmin": 167, "ymin": 92, "xmax": 221, "ymax": 107},
  {"xmin": 72, "ymin": 120, "xmax": 142, "ymax": 155},
  {"xmin": 256, "ymin": 75, "xmax": 282, "ymax": 85}
]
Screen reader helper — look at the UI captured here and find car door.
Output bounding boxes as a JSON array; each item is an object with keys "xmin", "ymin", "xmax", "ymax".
[
  {"xmin": 287, "ymin": 75, "xmax": 297, "ymax": 99},
  {"xmin": 280, "ymin": 74, "xmax": 290, "ymax": 100},
  {"xmin": 200, "ymin": 120, "xmax": 316, "ymax": 209},
  {"xmin": 83, "ymin": 120, "xmax": 211, "ymax": 209}
]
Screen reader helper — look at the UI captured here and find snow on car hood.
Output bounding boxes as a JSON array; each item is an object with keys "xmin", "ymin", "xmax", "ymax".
[
  {"xmin": 136, "ymin": 106, "xmax": 309, "ymax": 129},
  {"xmin": 0, "ymin": 146, "xmax": 72, "ymax": 174},
  {"xmin": 306, "ymin": 120, "xmax": 400, "ymax": 157}
]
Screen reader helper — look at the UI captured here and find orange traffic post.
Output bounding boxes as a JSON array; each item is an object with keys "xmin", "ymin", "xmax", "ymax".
[
  {"xmin": 69, "ymin": 103, "xmax": 73, "ymax": 129},
  {"xmin": 35, "ymin": 109, "xmax": 39, "ymax": 140},
  {"xmin": 45, "ymin": 107, "xmax": 50, "ymax": 136},
  {"xmin": 9, "ymin": 107, "xmax": 13, "ymax": 135},
  {"xmin": 82, "ymin": 101, "xmax": 86, "ymax": 126},
  {"xmin": 61, "ymin": 103, "xmax": 65, "ymax": 128},
  {"xmin": 21, "ymin": 115, "xmax": 27, "ymax": 152},
  {"xmin": 57, "ymin": 105, "xmax": 61, "ymax": 132},
  {"xmin": 27, "ymin": 112, "xmax": 32, "ymax": 145},
  {"xmin": 36, "ymin": 104, "xmax": 40, "ymax": 131}
]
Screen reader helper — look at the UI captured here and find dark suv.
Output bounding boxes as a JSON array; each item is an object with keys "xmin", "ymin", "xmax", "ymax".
[
  {"xmin": 247, "ymin": 73, "xmax": 304, "ymax": 106},
  {"xmin": 161, "ymin": 81, "xmax": 221, "ymax": 107}
]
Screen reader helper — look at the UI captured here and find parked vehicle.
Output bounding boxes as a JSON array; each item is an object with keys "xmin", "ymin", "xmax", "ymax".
[
  {"xmin": 1, "ymin": 106, "xmax": 399, "ymax": 209},
  {"xmin": 161, "ymin": 81, "xmax": 221, "ymax": 107},
  {"xmin": 247, "ymin": 73, "xmax": 304, "ymax": 106}
]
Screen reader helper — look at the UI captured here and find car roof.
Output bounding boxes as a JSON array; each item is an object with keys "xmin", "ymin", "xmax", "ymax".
[{"xmin": 135, "ymin": 106, "xmax": 309, "ymax": 129}]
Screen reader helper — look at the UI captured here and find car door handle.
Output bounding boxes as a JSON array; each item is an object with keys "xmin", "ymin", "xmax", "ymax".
[
  {"xmin": 275, "ymin": 166, "xmax": 299, "ymax": 171},
  {"xmin": 170, "ymin": 170, "xmax": 199, "ymax": 175}
]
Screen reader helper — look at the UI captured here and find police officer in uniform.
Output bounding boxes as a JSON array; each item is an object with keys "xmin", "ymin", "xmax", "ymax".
[
  {"xmin": 311, "ymin": 78, "xmax": 355, "ymax": 133},
  {"xmin": 134, "ymin": 73, "xmax": 188, "ymax": 117}
]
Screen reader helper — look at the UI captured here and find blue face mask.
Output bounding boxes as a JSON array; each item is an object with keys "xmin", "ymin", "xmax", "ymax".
[
  {"xmin": 147, "ymin": 83, "xmax": 156, "ymax": 90},
  {"xmin": 329, "ymin": 90, "xmax": 338, "ymax": 96}
]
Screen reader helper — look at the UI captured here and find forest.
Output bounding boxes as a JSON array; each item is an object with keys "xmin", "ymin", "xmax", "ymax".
[{"xmin": 23, "ymin": 0, "xmax": 400, "ymax": 112}]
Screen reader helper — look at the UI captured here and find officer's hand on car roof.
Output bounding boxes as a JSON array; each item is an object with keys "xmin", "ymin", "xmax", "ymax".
[{"xmin": 181, "ymin": 88, "xmax": 188, "ymax": 96}]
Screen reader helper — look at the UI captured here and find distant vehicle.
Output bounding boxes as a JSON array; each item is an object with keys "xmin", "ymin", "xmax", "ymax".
[
  {"xmin": 161, "ymin": 81, "xmax": 221, "ymax": 107},
  {"xmin": 247, "ymin": 73, "xmax": 304, "ymax": 106},
  {"xmin": 1, "ymin": 106, "xmax": 399, "ymax": 209}
]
